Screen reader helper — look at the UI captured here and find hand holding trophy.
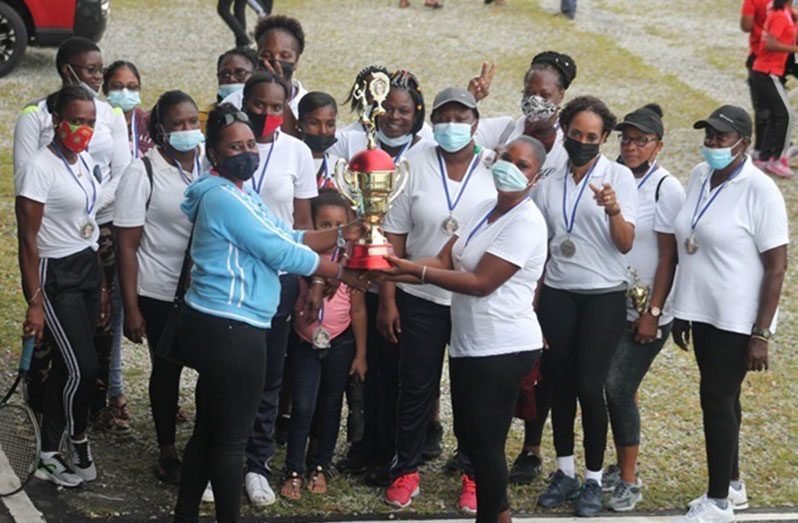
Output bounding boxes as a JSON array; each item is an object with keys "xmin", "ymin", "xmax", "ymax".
[{"xmin": 334, "ymin": 72, "xmax": 410, "ymax": 269}]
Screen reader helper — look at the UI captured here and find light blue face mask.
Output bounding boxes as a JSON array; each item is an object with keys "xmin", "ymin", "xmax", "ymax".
[
  {"xmin": 376, "ymin": 128, "xmax": 413, "ymax": 148},
  {"xmin": 701, "ymin": 139, "xmax": 741, "ymax": 170},
  {"xmin": 218, "ymin": 83, "xmax": 244, "ymax": 100},
  {"xmin": 107, "ymin": 89, "xmax": 141, "ymax": 112},
  {"xmin": 491, "ymin": 160, "xmax": 531, "ymax": 192},
  {"xmin": 433, "ymin": 122, "xmax": 473, "ymax": 153},
  {"xmin": 169, "ymin": 129, "xmax": 205, "ymax": 152}
]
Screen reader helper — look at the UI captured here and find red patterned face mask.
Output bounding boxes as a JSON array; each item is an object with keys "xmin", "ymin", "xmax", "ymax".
[{"xmin": 57, "ymin": 119, "xmax": 94, "ymax": 153}]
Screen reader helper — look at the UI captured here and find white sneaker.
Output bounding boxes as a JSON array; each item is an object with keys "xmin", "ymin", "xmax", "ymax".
[
  {"xmin": 245, "ymin": 471, "xmax": 276, "ymax": 507},
  {"xmin": 688, "ymin": 480, "xmax": 748, "ymax": 511},
  {"xmin": 201, "ymin": 481, "xmax": 214, "ymax": 503},
  {"xmin": 675, "ymin": 497, "xmax": 734, "ymax": 522},
  {"xmin": 35, "ymin": 453, "xmax": 83, "ymax": 487},
  {"xmin": 67, "ymin": 438, "xmax": 97, "ymax": 481}
]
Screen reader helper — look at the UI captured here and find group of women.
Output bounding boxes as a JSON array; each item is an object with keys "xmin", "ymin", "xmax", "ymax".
[{"xmin": 12, "ymin": 10, "xmax": 788, "ymax": 523}]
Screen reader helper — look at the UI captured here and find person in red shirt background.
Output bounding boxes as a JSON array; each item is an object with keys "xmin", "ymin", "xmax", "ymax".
[
  {"xmin": 749, "ymin": 0, "xmax": 798, "ymax": 178},
  {"xmin": 741, "ymin": 0, "xmax": 773, "ymax": 155}
]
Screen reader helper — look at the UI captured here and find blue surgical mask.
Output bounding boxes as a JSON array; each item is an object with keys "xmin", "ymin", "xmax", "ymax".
[
  {"xmin": 491, "ymin": 160, "xmax": 531, "ymax": 192},
  {"xmin": 433, "ymin": 122, "xmax": 473, "ymax": 153},
  {"xmin": 107, "ymin": 89, "xmax": 141, "ymax": 112},
  {"xmin": 376, "ymin": 128, "xmax": 413, "ymax": 148},
  {"xmin": 701, "ymin": 139, "xmax": 741, "ymax": 170},
  {"xmin": 168, "ymin": 129, "xmax": 205, "ymax": 152},
  {"xmin": 218, "ymin": 83, "xmax": 244, "ymax": 100}
]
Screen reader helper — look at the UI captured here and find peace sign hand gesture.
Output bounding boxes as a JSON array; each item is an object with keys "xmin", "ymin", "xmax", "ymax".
[{"xmin": 468, "ymin": 62, "xmax": 497, "ymax": 102}]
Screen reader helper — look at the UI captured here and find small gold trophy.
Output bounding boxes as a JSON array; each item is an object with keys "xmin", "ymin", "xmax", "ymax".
[
  {"xmin": 334, "ymin": 72, "xmax": 409, "ymax": 269},
  {"xmin": 627, "ymin": 267, "xmax": 650, "ymax": 316}
]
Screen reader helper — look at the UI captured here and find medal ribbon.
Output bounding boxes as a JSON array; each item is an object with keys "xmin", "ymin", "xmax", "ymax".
[
  {"xmin": 689, "ymin": 162, "xmax": 745, "ymax": 231},
  {"xmin": 561, "ymin": 159, "xmax": 600, "ymax": 234},
  {"xmin": 390, "ymin": 140, "xmax": 412, "ymax": 163},
  {"xmin": 437, "ymin": 150, "xmax": 482, "ymax": 215},
  {"xmin": 465, "ymin": 198, "xmax": 527, "ymax": 247},
  {"xmin": 53, "ymin": 145, "xmax": 98, "ymax": 215},
  {"xmin": 131, "ymin": 114, "xmax": 139, "ymax": 160},
  {"xmin": 317, "ymin": 153, "xmax": 335, "ymax": 189},
  {"xmin": 251, "ymin": 131, "xmax": 278, "ymax": 194},
  {"xmin": 166, "ymin": 149, "xmax": 201, "ymax": 186},
  {"xmin": 636, "ymin": 162, "xmax": 659, "ymax": 190}
]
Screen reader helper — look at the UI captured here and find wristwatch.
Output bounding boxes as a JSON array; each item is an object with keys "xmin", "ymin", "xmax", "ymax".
[
  {"xmin": 751, "ymin": 326, "xmax": 772, "ymax": 340},
  {"xmin": 648, "ymin": 306, "xmax": 662, "ymax": 318}
]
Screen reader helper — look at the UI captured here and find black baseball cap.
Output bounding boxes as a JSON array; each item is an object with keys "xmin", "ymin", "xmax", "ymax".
[
  {"xmin": 693, "ymin": 105, "xmax": 752, "ymax": 137},
  {"xmin": 615, "ymin": 104, "xmax": 664, "ymax": 138}
]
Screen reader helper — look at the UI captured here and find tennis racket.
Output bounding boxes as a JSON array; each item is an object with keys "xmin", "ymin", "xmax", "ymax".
[{"xmin": 0, "ymin": 337, "xmax": 41, "ymax": 497}]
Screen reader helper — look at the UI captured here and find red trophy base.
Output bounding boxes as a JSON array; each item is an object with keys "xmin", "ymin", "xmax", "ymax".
[{"xmin": 345, "ymin": 243, "xmax": 394, "ymax": 270}]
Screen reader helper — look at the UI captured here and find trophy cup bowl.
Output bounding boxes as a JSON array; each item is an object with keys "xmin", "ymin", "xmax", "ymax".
[{"xmin": 334, "ymin": 149, "xmax": 409, "ymax": 269}]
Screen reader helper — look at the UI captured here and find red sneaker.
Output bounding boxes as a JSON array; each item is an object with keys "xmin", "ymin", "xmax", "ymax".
[
  {"xmin": 458, "ymin": 474, "xmax": 477, "ymax": 514},
  {"xmin": 385, "ymin": 472, "xmax": 420, "ymax": 508}
]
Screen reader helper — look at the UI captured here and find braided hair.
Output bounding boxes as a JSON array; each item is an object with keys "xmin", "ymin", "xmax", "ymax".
[
  {"xmin": 386, "ymin": 69, "xmax": 426, "ymax": 136},
  {"xmin": 343, "ymin": 65, "xmax": 390, "ymax": 114}
]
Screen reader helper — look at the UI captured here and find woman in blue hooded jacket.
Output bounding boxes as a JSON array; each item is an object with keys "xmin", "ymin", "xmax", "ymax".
[{"xmin": 173, "ymin": 103, "xmax": 367, "ymax": 523}]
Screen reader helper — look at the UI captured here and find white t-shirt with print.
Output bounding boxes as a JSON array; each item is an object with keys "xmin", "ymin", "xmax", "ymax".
[
  {"xmin": 249, "ymin": 131, "xmax": 318, "ymax": 226},
  {"xmin": 114, "ymin": 148, "xmax": 196, "ymax": 301},
  {"xmin": 672, "ymin": 157, "xmax": 789, "ymax": 335},
  {"xmin": 13, "ymin": 97, "xmax": 131, "ymax": 225},
  {"xmin": 383, "ymin": 141, "xmax": 498, "ymax": 306},
  {"xmin": 449, "ymin": 198, "xmax": 547, "ymax": 358},
  {"xmin": 15, "ymin": 147, "xmax": 102, "ymax": 258},
  {"xmin": 533, "ymin": 154, "xmax": 638, "ymax": 290},
  {"xmin": 623, "ymin": 165, "xmax": 685, "ymax": 324}
]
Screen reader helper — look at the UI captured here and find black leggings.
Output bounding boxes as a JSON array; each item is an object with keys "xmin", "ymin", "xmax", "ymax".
[
  {"xmin": 217, "ymin": 0, "xmax": 251, "ymax": 47},
  {"xmin": 538, "ymin": 286, "xmax": 626, "ymax": 472},
  {"xmin": 39, "ymin": 248, "xmax": 102, "ymax": 451},
  {"xmin": 139, "ymin": 296, "xmax": 184, "ymax": 447},
  {"xmin": 692, "ymin": 322, "xmax": 747, "ymax": 499},
  {"xmin": 451, "ymin": 350, "xmax": 538, "ymax": 523},
  {"xmin": 749, "ymin": 69, "xmax": 793, "ymax": 161},
  {"xmin": 173, "ymin": 307, "xmax": 267, "ymax": 523},
  {"xmin": 523, "ymin": 360, "xmax": 551, "ymax": 448}
]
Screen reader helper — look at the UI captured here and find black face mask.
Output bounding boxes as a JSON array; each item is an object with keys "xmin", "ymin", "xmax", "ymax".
[
  {"xmin": 616, "ymin": 155, "xmax": 651, "ymax": 176},
  {"xmin": 245, "ymin": 109, "xmax": 266, "ymax": 136},
  {"xmin": 218, "ymin": 151, "xmax": 260, "ymax": 181},
  {"xmin": 564, "ymin": 136, "xmax": 600, "ymax": 167},
  {"xmin": 301, "ymin": 133, "xmax": 337, "ymax": 153},
  {"xmin": 269, "ymin": 59, "xmax": 295, "ymax": 81}
]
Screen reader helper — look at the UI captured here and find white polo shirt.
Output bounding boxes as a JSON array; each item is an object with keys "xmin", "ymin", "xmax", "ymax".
[
  {"xmin": 249, "ymin": 131, "xmax": 318, "ymax": 226},
  {"xmin": 623, "ymin": 165, "xmax": 685, "ymax": 324},
  {"xmin": 476, "ymin": 115, "xmax": 568, "ymax": 177},
  {"xmin": 449, "ymin": 198, "xmax": 547, "ymax": 358},
  {"xmin": 15, "ymin": 147, "xmax": 102, "ymax": 258},
  {"xmin": 13, "ymin": 97, "xmax": 131, "ymax": 225},
  {"xmin": 330, "ymin": 123, "xmax": 434, "ymax": 160},
  {"xmin": 221, "ymin": 78, "xmax": 307, "ymax": 118},
  {"xmin": 672, "ymin": 157, "xmax": 788, "ymax": 335},
  {"xmin": 533, "ymin": 154, "xmax": 638, "ymax": 290},
  {"xmin": 383, "ymin": 141, "xmax": 497, "ymax": 306},
  {"xmin": 114, "ymin": 148, "xmax": 195, "ymax": 302}
]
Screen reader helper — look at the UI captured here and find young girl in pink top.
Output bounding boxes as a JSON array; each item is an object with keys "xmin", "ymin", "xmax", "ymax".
[{"xmin": 281, "ymin": 189, "xmax": 368, "ymax": 499}]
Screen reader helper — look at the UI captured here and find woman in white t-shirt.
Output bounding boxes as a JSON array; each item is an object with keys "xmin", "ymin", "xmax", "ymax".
[
  {"xmin": 16, "ymin": 85, "xmax": 107, "ymax": 489},
  {"xmin": 671, "ymin": 106, "xmax": 788, "ymax": 523},
  {"xmin": 331, "ymin": 70, "xmax": 431, "ymax": 162},
  {"xmin": 382, "ymin": 136, "xmax": 548, "ymax": 523},
  {"xmin": 239, "ymin": 71, "xmax": 319, "ymax": 504},
  {"xmin": 532, "ymin": 96, "xmax": 637, "ymax": 518},
  {"xmin": 115, "ymin": 90, "xmax": 204, "ymax": 487},
  {"xmin": 602, "ymin": 104, "xmax": 685, "ymax": 512},
  {"xmin": 297, "ymin": 91, "xmax": 342, "ymax": 190},
  {"xmin": 379, "ymin": 86, "xmax": 497, "ymax": 512}
]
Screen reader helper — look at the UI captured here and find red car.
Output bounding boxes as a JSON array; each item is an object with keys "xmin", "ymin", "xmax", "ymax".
[{"xmin": 0, "ymin": 0, "xmax": 109, "ymax": 77}]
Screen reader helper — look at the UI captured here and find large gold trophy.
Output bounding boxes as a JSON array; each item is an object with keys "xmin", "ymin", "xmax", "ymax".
[{"xmin": 334, "ymin": 72, "xmax": 409, "ymax": 269}]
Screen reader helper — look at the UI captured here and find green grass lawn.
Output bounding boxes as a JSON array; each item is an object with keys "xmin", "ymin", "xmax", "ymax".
[{"xmin": 0, "ymin": 0, "xmax": 795, "ymax": 518}]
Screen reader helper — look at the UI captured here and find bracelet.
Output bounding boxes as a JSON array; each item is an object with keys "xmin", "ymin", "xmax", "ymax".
[
  {"xmin": 421, "ymin": 266, "xmax": 428, "ymax": 284},
  {"xmin": 27, "ymin": 287, "xmax": 42, "ymax": 305},
  {"xmin": 605, "ymin": 205, "xmax": 621, "ymax": 217},
  {"xmin": 751, "ymin": 335, "xmax": 770, "ymax": 344},
  {"xmin": 311, "ymin": 277, "xmax": 326, "ymax": 286},
  {"xmin": 336, "ymin": 264, "xmax": 344, "ymax": 281}
]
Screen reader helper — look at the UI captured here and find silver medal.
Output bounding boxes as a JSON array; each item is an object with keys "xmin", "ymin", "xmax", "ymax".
[
  {"xmin": 312, "ymin": 327, "xmax": 331, "ymax": 349},
  {"xmin": 685, "ymin": 233, "xmax": 698, "ymax": 255},
  {"xmin": 442, "ymin": 215, "xmax": 459, "ymax": 235},
  {"xmin": 560, "ymin": 238, "xmax": 576, "ymax": 258},
  {"xmin": 81, "ymin": 221, "xmax": 95, "ymax": 240}
]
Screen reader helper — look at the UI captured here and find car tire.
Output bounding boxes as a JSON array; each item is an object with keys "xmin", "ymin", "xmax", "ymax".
[{"xmin": 0, "ymin": 3, "xmax": 28, "ymax": 78}]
